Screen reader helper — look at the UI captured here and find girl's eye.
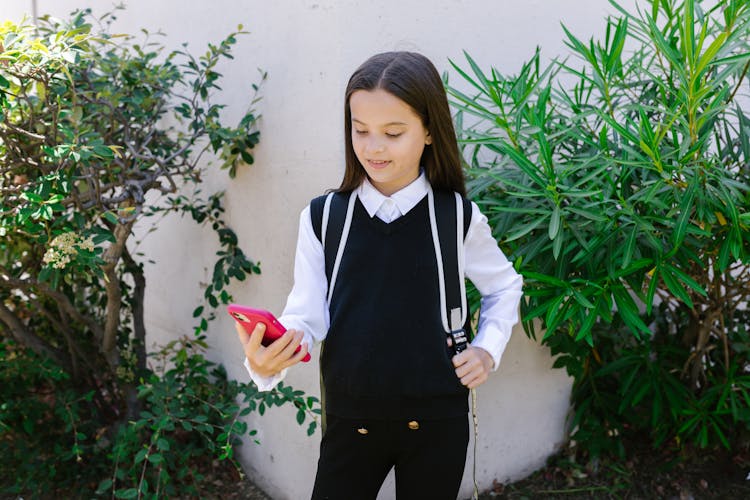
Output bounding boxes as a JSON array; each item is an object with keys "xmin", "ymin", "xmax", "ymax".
[{"xmin": 353, "ymin": 130, "xmax": 401, "ymax": 138}]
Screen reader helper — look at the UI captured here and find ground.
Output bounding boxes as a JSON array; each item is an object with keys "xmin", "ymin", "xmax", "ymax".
[
  {"xmin": 209, "ymin": 436, "xmax": 750, "ymax": 499},
  {"xmin": 479, "ymin": 438, "xmax": 750, "ymax": 500}
]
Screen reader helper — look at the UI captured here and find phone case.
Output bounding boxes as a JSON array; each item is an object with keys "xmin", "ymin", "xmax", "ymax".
[{"xmin": 227, "ymin": 304, "xmax": 311, "ymax": 362}]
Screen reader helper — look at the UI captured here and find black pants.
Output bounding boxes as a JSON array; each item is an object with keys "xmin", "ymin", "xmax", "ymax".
[{"xmin": 311, "ymin": 413, "xmax": 469, "ymax": 500}]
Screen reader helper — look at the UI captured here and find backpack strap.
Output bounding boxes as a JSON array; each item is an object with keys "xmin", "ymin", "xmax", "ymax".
[
  {"xmin": 310, "ymin": 191, "xmax": 357, "ymax": 305},
  {"xmin": 428, "ymin": 187, "xmax": 473, "ymax": 353}
]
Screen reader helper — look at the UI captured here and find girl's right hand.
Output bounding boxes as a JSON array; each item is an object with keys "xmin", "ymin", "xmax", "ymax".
[{"xmin": 236, "ymin": 322, "xmax": 309, "ymax": 378}]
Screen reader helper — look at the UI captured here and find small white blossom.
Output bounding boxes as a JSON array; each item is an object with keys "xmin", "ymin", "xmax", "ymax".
[{"xmin": 43, "ymin": 232, "xmax": 95, "ymax": 269}]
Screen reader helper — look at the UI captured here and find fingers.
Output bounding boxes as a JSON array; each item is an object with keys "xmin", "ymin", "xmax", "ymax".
[
  {"xmin": 468, "ymin": 371, "xmax": 489, "ymax": 389},
  {"xmin": 281, "ymin": 341, "xmax": 310, "ymax": 369},
  {"xmin": 239, "ymin": 323, "xmax": 307, "ymax": 377},
  {"xmin": 236, "ymin": 322, "xmax": 268, "ymax": 368},
  {"xmin": 248, "ymin": 322, "xmax": 266, "ymax": 350},
  {"xmin": 276, "ymin": 329, "xmax": 304, "ymax": 360},
  {"xmin": 265, "ymin": 328, "xmax": 302, "ymax": 358},
  {"xmin": 235, "ymin": 320, "xmax": 295, "ymax": 376},
  {"xmin": 453, "ymin": 351, "xmax": 478, "ymax": 377},
  {"xmin": 235, "ymin": 321, "xmax": 250, "ymax": 344},
  {"xmin": 453, "ymin": 347, "xmax": 492, "ymax": 389}
]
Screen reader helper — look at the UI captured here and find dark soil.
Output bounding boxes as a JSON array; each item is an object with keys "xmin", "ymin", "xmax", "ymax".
[
  {"xmin": 479, "ymin": 438, "xmax": 750, "ymax": 500},
  {"xmin": 213, "ymin": 436, "xmax": 750, "ymax": 500}
]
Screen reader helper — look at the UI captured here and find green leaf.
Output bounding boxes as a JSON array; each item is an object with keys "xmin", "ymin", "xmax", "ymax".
[
  {"xmin": 552, "ymin": 229, "xmax": 563, "ymax": 260},
  {"xmin": 115, "ymin": 488, "xmax": 139, "ymax": 499},
  {"xmin": 92, "ymin": 144, "xmax": 115, "ymax": 158},
  {"xmin": 621, "ymin": 226, "xmax": 637, "ymax": 269},
  {"xmin": 710, "ymin": 52, "xmax": 750, "ymax": 66},
  {"xmin": 549, "ymin": 205, "xmax": 561, "ymax": 240},
  {"xmin": 645, "ymin": 266, "xmax": 660, "ymax": 315},
  {"xmin": 665, "ymin": 263, "xmax": 706, "ymax": 297},
  {"xmin": 102, "ymin": 211, "xmax": 119, "ymax": 225},
  {"xmin": 612, "ymin": 285, "xmax": 650, "ymax": 336},
  {"xmin": 683, "ymin": 0, "xmax": 696, "ymax": 65},
  {"xmin": 523, "ymin": 271, "xmax": 568, "ymax": 288},
  {"xmin": 497, "ymin": 142, "xmax": 547, "ymax": 188},
  {"xmin": 21, "ymin": 192, "xmax": 43, "ymax": 203},
  {"xmin": 575, "ymin": 307, "xmax": 597, "ymax": 344},
  {"xmin": 504, "ymin": 217, "xmax": 546, "ymax": 242},
  {"xmin": 661, "ymin": 265, "xmax": 694, "ymax": 308},
  {"xmin": 96, "ymin": 479, "xmax": 113, "ymax": 494},
  {"xmin": 672, "ymin": 178, "xmax": 697, "ymax": 248},
  {"xmin": 694, "ymin": 31, "xmax": 728, "ymax": 79}
]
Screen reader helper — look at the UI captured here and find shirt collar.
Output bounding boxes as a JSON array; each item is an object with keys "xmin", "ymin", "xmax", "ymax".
[{"xmin": 357, "ymin": 172, "xmax": 430, "ymax": 218}]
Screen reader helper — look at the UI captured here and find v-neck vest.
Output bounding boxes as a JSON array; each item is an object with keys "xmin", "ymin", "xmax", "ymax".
[{"xmin": 321, "ymin": 196, "xmax": 469, "ymax": 419}]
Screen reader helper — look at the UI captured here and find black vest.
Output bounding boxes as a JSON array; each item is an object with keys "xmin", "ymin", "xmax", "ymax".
[{"xmin": 310, "ymin": 192, "xmax": 470, "ymax": 419}]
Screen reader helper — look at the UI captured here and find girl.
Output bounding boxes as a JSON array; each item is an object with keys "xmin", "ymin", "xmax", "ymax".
[{"xmin": 237, "ymin": 51, "xmax": 523, "ymax": 500}]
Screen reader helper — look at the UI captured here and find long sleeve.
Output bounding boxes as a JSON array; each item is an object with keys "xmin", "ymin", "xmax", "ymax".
[
  {"xmin": 464, "ymin": 201, "xmax": 524, "ymax": 370},
  {"xmin": 243, "ymin": 205, "xmax": 329, "ymax": 390},
  {"xmin": 278, "ymin": 205, "xmax": 329, "ymax": 346}
]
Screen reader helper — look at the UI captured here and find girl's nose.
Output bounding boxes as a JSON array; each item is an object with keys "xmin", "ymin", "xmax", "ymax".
[{"xmin": 367, "ymin": 141, "xmax": 386, "ymax": 154}]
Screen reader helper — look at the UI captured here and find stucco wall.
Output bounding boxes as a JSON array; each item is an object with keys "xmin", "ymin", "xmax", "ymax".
[{"xmin": 5, "ymin": 1, "xmax": 639, "ymax": 498}]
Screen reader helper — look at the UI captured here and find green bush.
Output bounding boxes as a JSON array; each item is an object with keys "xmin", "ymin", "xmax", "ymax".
[
  {"xmin": 0, "ymin": 8, "xmax": 318, "ymax": 497},
  {"xmin": 1, "ymin": 336, "xmax": 319, "ymax": 497},
  {"xmin": 449, "ymin": 0, "xmax": 750, "ymax": 455}
]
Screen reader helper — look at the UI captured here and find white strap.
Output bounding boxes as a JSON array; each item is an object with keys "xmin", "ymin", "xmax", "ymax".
[
  {"xmin": 454, "ymin": 192, "xmax": 467, "ymax": 330},
  {"xmin": 326, "ymin": 192, "xmax": 357, "ymax": 305},
  {"xmin": 321, "ymin": 193, "xmax": 333, "ymax": 251},
  {"xmin": 429, "ymin": 186, "xmax": 467, "ymax": 333},
  {"xmin": 427, "ymin": 186, "xmax": 450, "ymax": 333}
]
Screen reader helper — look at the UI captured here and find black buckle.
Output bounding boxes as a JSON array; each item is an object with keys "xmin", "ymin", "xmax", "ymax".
[{"xmin": 449, "ymin": 328, "xmax": 468, "ymax": 355}]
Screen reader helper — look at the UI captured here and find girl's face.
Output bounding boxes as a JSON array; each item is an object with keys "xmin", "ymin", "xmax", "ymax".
[{"xmin": 349, "ymin": 88, "xmax": 431, "ymax": 196}]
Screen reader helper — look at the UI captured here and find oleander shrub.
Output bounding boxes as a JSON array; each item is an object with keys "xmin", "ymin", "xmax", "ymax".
[{"xmin": 449, "ymin": 0, "xmax": 750, "ymax": 456}]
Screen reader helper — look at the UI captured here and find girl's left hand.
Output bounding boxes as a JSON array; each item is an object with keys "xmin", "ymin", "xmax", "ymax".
[{"xmin": 452, "ymin": 345, "xmax": 494, "ymax": 389}]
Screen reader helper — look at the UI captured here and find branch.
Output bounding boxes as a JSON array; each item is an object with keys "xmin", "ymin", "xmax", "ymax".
[
  {"xmin": 122, "ymin": 247, "xmax": 147, "ymax": 373},
  {"xmin": 0, "ymin": 273, "xmax": 106, "ymax": 344},
  {"xmin": 101, "ymin": 218, "xmax": 136, "ymax": 364},
  {"xmin": 728, "ymin": 60, "xmax": 750, "ymax": 104},
  {"xmin": 0, "ymin": 300, "xmax": 70, "ymax": 370},
  {"xmin": 0, "ymin": 121, "xmax": 47, "ymax": 141}
]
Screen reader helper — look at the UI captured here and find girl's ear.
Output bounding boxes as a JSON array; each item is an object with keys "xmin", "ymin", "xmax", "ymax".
[{"xmin": 425, "ymin": 131, "xmax": 432, "ymax": 145}]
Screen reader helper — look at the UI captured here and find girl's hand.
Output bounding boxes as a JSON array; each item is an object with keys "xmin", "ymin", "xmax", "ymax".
[
  {"xmin": 451, "ymin": 345, "xmax": 494, "ymax": 389},
  {"xmin": 236, "ymin": 322, "xmax": 309, "ymax": 378}
]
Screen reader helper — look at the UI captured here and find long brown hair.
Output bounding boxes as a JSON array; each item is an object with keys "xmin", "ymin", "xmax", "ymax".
[{"xmin": 339, "ymin": 51, "xmax": 466, "ymax": 196}]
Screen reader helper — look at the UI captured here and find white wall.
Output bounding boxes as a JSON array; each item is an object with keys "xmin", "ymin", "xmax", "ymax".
[{"xmin": 4, "ymin": 1, "xmax": 639, "ymax": 498}]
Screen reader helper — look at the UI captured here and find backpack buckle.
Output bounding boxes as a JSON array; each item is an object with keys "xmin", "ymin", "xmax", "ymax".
[{"xmin": 449, "ymin": 328, "xmax": 468, "ymax": 355}]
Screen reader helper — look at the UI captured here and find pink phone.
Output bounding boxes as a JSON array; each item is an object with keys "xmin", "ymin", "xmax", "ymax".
[{"xmin": 227, "ymin": 304, "xmax": 311, "ymax": 362}]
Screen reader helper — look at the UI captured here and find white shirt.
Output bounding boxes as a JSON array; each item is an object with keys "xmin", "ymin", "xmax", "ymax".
[{"xmin": 245, "ymin": 173, "xmax": 523, "ymax": 391}]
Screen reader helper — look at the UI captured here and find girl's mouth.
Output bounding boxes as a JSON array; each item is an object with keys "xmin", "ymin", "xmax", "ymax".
[{"xmin": 367, "ymin": 160, "xmax": 391, "ymax": 169}]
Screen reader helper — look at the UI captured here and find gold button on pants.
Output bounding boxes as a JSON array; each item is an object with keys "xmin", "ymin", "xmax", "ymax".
[{"xmin": 407, "ymin": 420, "xmax": 419, "ymax": 430}]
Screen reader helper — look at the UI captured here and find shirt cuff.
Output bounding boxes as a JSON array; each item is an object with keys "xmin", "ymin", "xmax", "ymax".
[
  {"xmin": 243, "ymin": 357, "xmax": 286, "ymax": 392},
  {"xmin": 471, "ymin": 325, "xmax": 512, "ymax": 371}
]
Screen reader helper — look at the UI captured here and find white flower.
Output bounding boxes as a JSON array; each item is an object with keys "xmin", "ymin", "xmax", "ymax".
[{"xmin": 43, "ymin": 232, "xmax": 95, "ymax": 269}]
